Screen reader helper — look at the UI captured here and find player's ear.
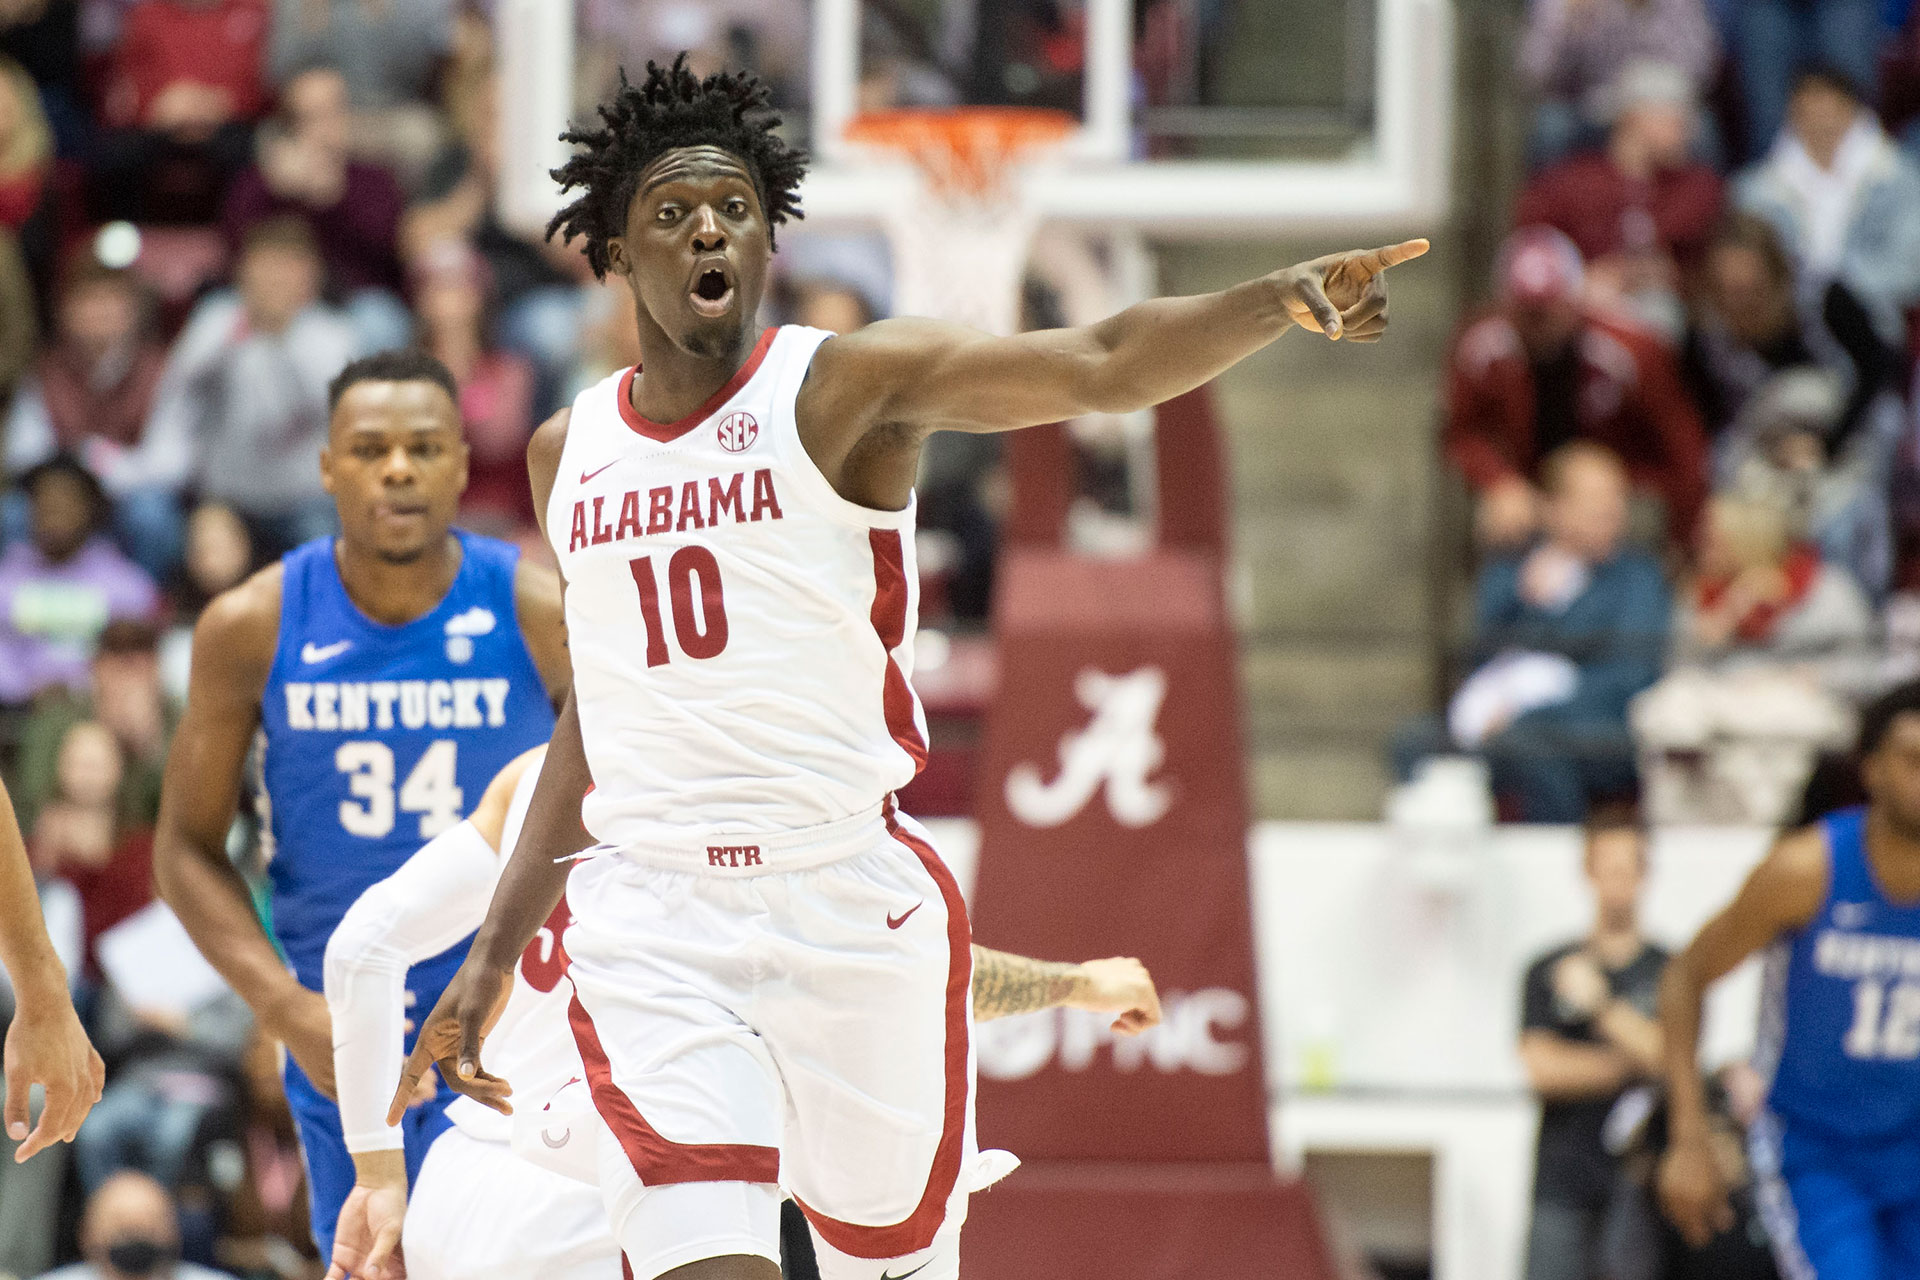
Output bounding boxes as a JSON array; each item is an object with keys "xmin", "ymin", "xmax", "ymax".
[
  {"xmin": 319, "ymin": 442, "xmax": 336, "ymax": 495},
  {"xmin": 605, "ymin": 237, "xmax": 629, "ymax": 278}
]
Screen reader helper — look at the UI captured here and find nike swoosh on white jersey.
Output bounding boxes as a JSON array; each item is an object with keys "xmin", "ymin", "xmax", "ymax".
[{"xmin": 301, "ymin": 640, "xmax": 353, "ymax": 664}]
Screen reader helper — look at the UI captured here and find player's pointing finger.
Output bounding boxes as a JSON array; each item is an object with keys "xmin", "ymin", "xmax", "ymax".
[
  {"xmin": 1363, "ymin": 238, "xmax": 1430, "ymax": 271},
  {"xmin": 387, "ymin": 1046, "xmax": 431, "ymax": 1127}
]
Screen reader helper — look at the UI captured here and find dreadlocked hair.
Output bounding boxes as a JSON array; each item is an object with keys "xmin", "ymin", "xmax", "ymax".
[{"xmin": 547, "ymin": 54, "xmax": 807, "ymax": 279}]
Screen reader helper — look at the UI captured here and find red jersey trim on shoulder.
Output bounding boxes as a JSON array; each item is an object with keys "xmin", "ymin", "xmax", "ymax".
[{"xmin": 616, "ymin": 327, "xmax": 780, "ymax": 443}]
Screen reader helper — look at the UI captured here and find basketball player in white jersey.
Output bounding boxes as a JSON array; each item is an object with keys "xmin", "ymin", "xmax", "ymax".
[
  {"xmin": 398, "ymin": 54, "xmax": 1426, "ymax": 1280},
  {"xmin": 325, "ymin": 747, "xmax": 1159, "ymax": 1280}
]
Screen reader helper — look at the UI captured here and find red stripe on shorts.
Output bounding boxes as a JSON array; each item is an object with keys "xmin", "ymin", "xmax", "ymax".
[
  {"xmin": 567, "ymin": 992, "xmax": 781, "ymax": 1187},
  {"xmin": 793, "ymin": 798, "xmax": 973, "ymax": 1259},
  {"xmin": 869, "ymin": 529, "xmax": 928, "ymax": 773}
]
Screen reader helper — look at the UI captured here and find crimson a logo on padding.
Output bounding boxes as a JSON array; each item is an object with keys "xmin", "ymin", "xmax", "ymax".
[{"xmin": 717, "ymin": 411, "xmax": 759, "ymax": 453}]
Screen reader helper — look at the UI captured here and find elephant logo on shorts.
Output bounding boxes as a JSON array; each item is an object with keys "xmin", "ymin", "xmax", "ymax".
[{"xmin": 1005, "ymin": 666, "xmax": 1173, "ymax": 829}]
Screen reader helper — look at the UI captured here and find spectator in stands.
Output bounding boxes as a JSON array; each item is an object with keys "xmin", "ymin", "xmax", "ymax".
[
  {"xmin": 90, "ymin": 0, "xmax": 268, "ymax": 224},
  {"xmin": 406, "ymin": 71, "xmax": 593, "ymax": 416},
  {"xmin": 1674, "ymin": 494, "xmax": 1873, "ymax": 679},
  {"xmin": 268, "ymin": 0, "xmax": 455, "ymax": 187},
  {"xmin": 14, "ymin": 620, "xmax": 173, "ymax": 834},
  {"xmin": 413, "ymin": 239, "xmax": 535, "ymax": 533},
  {"xmin": 223, "ymin": 64, "xmax": 409, "ymax": 353},
  {"xmin": 157, "ymin": 503, "xmax": 250, "ymax": 704},
  {"xmin": 1515, "ymin": 60, "xmax": 1724, "ymax": 339},
  {"xmin": 1680, "ymin": 213, "xmax": 1900, "ymax": 447},
  {"xmin": 5, "ymin": 260, "xmax": 180, "ymax": 577},
  {"xmin": 218, "ymin": 1029, "xmax": 316, "ymax": 1275},
  {"xmin": 34, "ymin": 1168, "xmax": 235, "ymax": 1280},
  {"xmin": 1634, "ymin": 494, "xmax": 1867, "ymax": 822},
  {"xmin": 1717, "ymin": 363, "xmax": 1902, "ymax": 595},
  {"xmin": 28, "ymin": 719, "xmax": 152, "ymax": 977},
  {"xmin": 1444, "ymin": 227, "xmax": 1709, "ymax": 551},
  {"xmin": 1519, "ymin": 0, "xmax": 1718, "ymax": 170},
  {"xmin": 1731, "ymin": 6, "xmax": 1884, "ymax": 162},
  {"xmin": 1, "ymin": 0, "xmax": 84, "ymax": 162},
  {"xmin": 1518, "ymin": 813, "xmax": 1667, "ymax": 1280},
  {"xmin": 138, "ymin": 217, "xmax": 355, "ymax": 559},
  {"xmin": 1396, "ymin": 443, "xmax": 1670, "ymax": 821},
  {"xmin": 0, "ymin": 52, "xmax": 50, "ymax": 231},
  {"xmin": 1734, "ymin": 68, "xmax": 1920, "ymax": 343},
  {"xmin": 789, "ymin": 275, "xmax": 876, "ymax": 335},
  {"xmin": 0, "ymin": 457, "xmax": 159, "ymax": 708}
]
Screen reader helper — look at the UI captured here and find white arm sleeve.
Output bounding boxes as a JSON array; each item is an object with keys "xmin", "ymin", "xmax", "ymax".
[{"xmin": 324, "ymin": 820, "xmax": 502, "ymax": 1153}]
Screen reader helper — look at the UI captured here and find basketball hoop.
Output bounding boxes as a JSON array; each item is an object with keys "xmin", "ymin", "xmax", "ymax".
[{"xmin": 844, "ymin": 107, "xmax": 1076, "ymax": 335}]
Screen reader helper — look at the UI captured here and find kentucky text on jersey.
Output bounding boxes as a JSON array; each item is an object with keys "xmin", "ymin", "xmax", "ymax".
[
  {"xmin": 260, "ymin": 531, "xmax": 554, "ymax": 991},
  {"xmin": 282, "ymin": 679, "xmax": 513, "ymax": 731},
  {"xmin": 567, "ymin": 468, "xmax": 785, "ymax": 552}
]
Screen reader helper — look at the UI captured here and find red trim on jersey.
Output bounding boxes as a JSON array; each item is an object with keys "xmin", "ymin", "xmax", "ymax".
[
  {"xmin": 868, "ymin": 529, "xmax": 928, "ymax": 773},
  {"xmin": 620, "ymin": 1256, "xmax": 634, "ymax": 1280},
  {"xmin": 793, "ymin": 800, "xmax": 972, "ymax": 1259},
  {"xmin": 567, "ymin": 992, "xmax": 781, "ymax": 1186},
  {"xmin": 616, "ymin": 327, "xmax": 779, "ymax": 443}
]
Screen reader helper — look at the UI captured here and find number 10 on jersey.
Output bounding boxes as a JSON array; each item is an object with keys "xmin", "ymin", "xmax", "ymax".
[{"xmin": 629, "ymin": 548, "xmax": 729, "ymax": 667}]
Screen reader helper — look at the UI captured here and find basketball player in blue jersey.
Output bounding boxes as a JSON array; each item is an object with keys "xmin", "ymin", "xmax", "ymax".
[
  {"xmin": 153, "ymin": 348, "xmax": 568, "ymax": 1257},
  {"xmin": 1659, "ymin": 679, "xmax": 1920, "ymax": 1278}
]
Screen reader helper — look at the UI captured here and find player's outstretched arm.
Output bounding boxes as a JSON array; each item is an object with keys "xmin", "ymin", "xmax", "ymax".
[
  {"xmin": 393, "ymin": 694, "xmax": 590, "ymax": 1121},
  {"xmin": 153, "ymin": 569, "xmax": 342, "ymax": 1095},
  {"xmin": 0, "ymin": 777, "xmax": 104, "ymax": 1162},
  {"xmin": 970, "ymin": 948, "xmax": 1162, "ymax": 1035},
  {"xmin": 1656, "ymin": 828, "xmax": 1826, "ymax": 1247},
  {"xmin": 804, "ymin": 240, "xmax": 1428, "ymax": 442}
]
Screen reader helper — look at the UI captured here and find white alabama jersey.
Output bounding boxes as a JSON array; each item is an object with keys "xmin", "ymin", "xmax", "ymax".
[
  {"xmin": 445, "ymin": 762, "xmax": 584, "ymax": 1146},
  {"xmin": 547, "ymin": 325, "xmax": 928, "ymax": 851}
]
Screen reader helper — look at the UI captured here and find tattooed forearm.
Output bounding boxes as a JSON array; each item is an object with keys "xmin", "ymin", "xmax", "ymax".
[{"xmin": 970, "ymin": 946, "xmax": 1081, "ymax": 1020}]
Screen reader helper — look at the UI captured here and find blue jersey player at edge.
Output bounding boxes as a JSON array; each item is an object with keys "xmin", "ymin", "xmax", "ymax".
[
  {"xmin": 153, "ymin": 349, "xmax": 567, "ymax": 1257},
  {"xmin": 1659, "ymin": 678, "xmax": 1920, "ymax": 1279}
]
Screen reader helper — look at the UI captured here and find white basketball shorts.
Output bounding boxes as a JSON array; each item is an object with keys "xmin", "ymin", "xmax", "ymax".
[
  {"xmin": 562, "ymin": 800, "xmax": 996, "ymax": 1280},
  {"xmin": 403, "ymin": 1126, "xmax": 619, "ymax": 1280}
]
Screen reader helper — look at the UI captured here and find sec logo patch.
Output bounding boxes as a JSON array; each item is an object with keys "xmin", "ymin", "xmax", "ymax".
[{"xmin": 717, "ymin": 411, "xmax": 759, "ymax": 453}]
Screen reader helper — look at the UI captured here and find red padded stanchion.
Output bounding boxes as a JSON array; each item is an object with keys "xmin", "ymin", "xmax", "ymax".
[{"xmin": 961, "ymin": 392, "xmax": 1334, "ymax": 1279}]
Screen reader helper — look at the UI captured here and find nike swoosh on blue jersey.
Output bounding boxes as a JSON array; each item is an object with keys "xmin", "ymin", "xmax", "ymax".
[{"xmin": 301, "ymin": 640, "xmax": 353, "ymax": 664}]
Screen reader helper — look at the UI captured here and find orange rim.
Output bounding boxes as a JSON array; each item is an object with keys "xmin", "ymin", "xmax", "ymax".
[{"xmin": 844, "ymin": 107, "xmax": 1076, "ymax": 196}]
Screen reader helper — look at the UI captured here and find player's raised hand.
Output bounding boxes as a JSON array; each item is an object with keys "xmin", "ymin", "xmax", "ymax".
[
  {"xmin": 327, "ymin": 1159, "xmax": 409, "ymax": 1280},
  {"xmin": 389, "ymin": 957, "xmax": 513, "ymax": 1124},
  {"xmin": 1657, "ymin": 1135, "xmax": 1735, "ymax": 1248},
  {"xmin": 1270, "ymin": 238, "xmax": 1430, "ymax": 343},
  {"xmin": 3, "ymin": 979, "xmax": 105, "ymax": 1162},
  {"xmin": 1063, "ymin": 957, "xmax": 1164, "ymax": 1035}
]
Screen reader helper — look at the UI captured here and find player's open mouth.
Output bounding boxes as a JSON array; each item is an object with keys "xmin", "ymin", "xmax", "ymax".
[{"xmin": 689, "ymin": 263, "xmax": 736, "ymax": 318}]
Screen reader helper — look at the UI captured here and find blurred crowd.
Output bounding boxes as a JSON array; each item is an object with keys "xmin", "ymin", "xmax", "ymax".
[{"xmin": 1400, "ymin": 5, "xmax": 1920, "ymax": 832}]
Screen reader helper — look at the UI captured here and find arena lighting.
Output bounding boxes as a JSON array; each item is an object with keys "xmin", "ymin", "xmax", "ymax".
[{"xmin": 495, "ymin": 0, "xmax": 1455, "ymax": 240}]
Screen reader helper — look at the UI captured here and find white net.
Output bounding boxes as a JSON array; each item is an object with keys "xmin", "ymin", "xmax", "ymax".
[
  {"xmin": 848, "ymin": 109, "xmax": 1074, "ymax": 336},
  {"xmin": 879, "ymin": 196, "xmax": 1043, "ymax": 336}
]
